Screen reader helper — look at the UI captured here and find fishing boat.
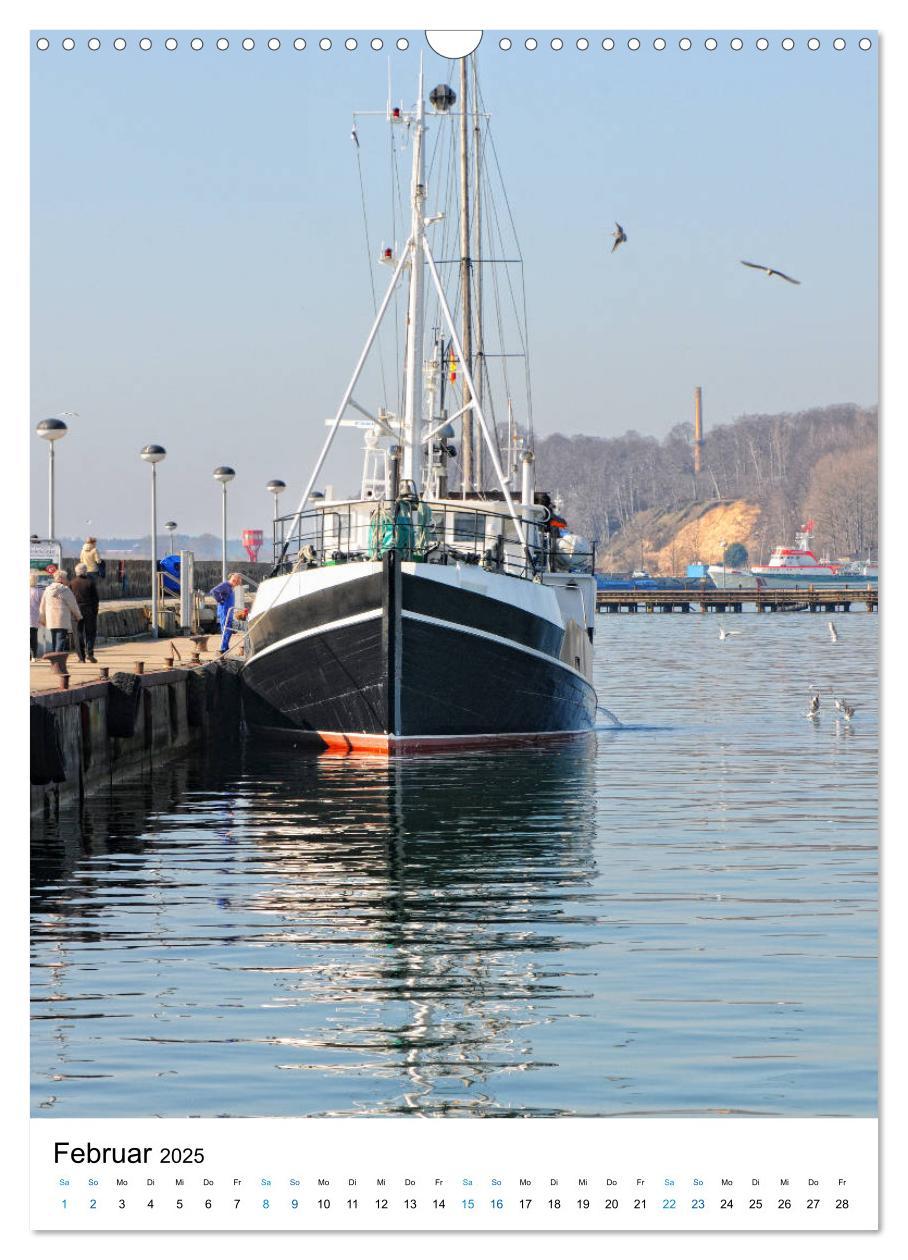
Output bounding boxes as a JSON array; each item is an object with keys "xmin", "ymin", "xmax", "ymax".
[{"xmin": 240, "ymin": 62, "xmax": 598, "ymax": 752}]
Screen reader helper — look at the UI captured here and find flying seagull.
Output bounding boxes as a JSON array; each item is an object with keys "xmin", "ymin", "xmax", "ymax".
[
  {"xmin": 718, "ymin": 624, "xmax": 742, "ymax": 640},
  {"xmin": 741, "ymin": 260, "xmax": 801, "ymax": 285},
  {"xmin": 611, "ymin": 223, "xmax": 627, "ymax": 253},
  {"xmin": 827, "ymin": 621, "xmax": 839, "ymax": 643}
]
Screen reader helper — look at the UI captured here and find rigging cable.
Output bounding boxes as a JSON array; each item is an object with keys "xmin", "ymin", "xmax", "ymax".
[{"xmin": 352, "ymin": 120, "xmax": 390, "ymax": 409}]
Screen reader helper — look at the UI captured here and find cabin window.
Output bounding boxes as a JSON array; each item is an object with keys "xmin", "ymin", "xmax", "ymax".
[{"xmin": 452, "ymin": 511, "xmax": 481, "ymax": 545}]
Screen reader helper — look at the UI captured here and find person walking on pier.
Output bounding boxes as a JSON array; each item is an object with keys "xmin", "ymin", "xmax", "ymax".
[
  {"xmin": 38, "ymin": 570, "xmax": 82, "ymax": 654},
  {"xmin": 29, "ymin": 572, "xmax": 43, "ymax": 659},
  {"xmin": 70, "ymin": 562, "xmax": 100, "ymax": 663},
  {"xmin": 209, "ymin": 572, "xmax": 243, "ymax": 656},
  {"xmin": 80, "ymin": 535, "xmax": 103, "ymax": 577}
]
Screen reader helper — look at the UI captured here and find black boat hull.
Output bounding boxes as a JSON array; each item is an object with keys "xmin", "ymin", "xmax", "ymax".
[{"xmin": 241, "ymin": 554, "xmax": 597, "ymax": 750}]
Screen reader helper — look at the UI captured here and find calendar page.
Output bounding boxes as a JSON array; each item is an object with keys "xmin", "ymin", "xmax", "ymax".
[{"xmin": 16, "ymin": 0, "xmax": 891, "ymax": 1249}]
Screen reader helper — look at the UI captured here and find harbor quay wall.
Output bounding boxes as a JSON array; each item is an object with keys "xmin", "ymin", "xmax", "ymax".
[{"xmin": 30, "ymin": 660, "xmax": 244, "ymax": 815}]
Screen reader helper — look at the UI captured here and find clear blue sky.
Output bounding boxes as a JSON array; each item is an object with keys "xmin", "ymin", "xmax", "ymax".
[{"xmin": 30, "ymin": 30, "xmax": 877, "ymax": 539}]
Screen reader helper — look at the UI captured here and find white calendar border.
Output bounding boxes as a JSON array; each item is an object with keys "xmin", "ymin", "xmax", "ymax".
[{"xmin": 4, "ymin": 0, "xmax": 903, "ymax": 1255}]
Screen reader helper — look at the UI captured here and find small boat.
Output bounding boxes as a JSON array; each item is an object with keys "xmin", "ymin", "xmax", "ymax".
[{"xmin": 705, "ymin": 566, "xmax": 766, "ymax": 591}]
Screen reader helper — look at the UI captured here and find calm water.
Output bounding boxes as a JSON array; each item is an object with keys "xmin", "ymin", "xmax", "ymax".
[{"xmin": 31, "ymin": 614, "xmax": 878, "ymax": 1117}]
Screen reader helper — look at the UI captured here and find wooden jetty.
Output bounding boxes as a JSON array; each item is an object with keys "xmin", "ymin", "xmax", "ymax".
[{"xmin": 595, "ymin": 587, "xmax": 877, "ymax": 614}]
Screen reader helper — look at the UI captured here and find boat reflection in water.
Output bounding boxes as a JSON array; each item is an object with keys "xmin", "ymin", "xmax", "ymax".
[{"xmin": 31, "ymin": 737, "xmax": 599, "ymax": 1117}]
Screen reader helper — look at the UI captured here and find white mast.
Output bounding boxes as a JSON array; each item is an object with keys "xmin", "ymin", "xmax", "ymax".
[
  {"xmin": 471, "ymin": 53, "xmax": 484, "ymax": 492},
  {"xmin": 458, "ymin": 57, "xmax": 474, "ymax": 497},
  {"xmin": 401, "ymin": 63, "xmax": 426, "ymax": 490}
]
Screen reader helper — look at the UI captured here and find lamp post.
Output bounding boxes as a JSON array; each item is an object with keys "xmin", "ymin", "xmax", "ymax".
[
  {"xmin": 266, "ymin": 479, "xmax": 286, "ymax": 523},
  {"xmin": 213, "ymin": 466, "xmax": 236, "ymax": 581},
  {"xmin": 720, "ymin": 537, "xmax": 727, "ymax": 592},
  {"xmin": 36, "ymin": 418, "xmax": 69, "ymax": 538},
  {"xmin": 140, "ymin": 445, "xmax": 167, "ymax": 639},
  {"xmin": 164, "ymin": 521, "xmax": 178, "ymax": 552}
]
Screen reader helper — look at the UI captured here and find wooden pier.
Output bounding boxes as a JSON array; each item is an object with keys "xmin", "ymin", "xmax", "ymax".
[{"xmin": 595, "ymin": 587, "xmax": 878, "ymax": 614}]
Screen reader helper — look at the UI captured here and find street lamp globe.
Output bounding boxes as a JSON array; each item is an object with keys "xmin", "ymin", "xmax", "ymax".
[
  {"xmin": 36, "ymin": 417, "xmax": 68, "ymax": 442},
  {"xmin": 141, "ymin": 444, "xmax": 167, "ymax": 464},
  {"xmin": 213, "ymin": 466, "xmax": 236, "ymax": 484},
  {"xmin": 266, "ymin": 479, "xmax": 286, "ymax": 496}
]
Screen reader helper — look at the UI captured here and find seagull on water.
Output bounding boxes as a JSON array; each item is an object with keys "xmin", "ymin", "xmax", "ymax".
[
  {"xmin": 718, "ymin": 623, "xmax": 742, "ymax": 640},
  {"xmin": 611, "ymin": 222, "xmax": 627, "ymax": 253},
  {"xmin": 740, "ymin": 260, "xmax": 801, "ymax": 285},
  {"xmin": 806, "ymin": 692, "xmax": 820, "ymax": 718},
  {"xmin": 834, "ymin": 696, "xmax": 845, "ymax": 713},
  {"xmin": 828, "ymin": 620, "xmax": 839, "ymax": 643},
  {"xmin": 841, "ymin": 700, "xmax": 856, "ymax": 722}
]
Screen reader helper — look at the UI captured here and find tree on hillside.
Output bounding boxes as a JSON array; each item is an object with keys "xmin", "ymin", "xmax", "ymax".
[{"xmin": 805, "ymin": 446, "xmax": 878, "ymax": 558}]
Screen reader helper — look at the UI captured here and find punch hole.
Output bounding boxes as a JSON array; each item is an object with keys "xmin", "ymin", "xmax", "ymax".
[
  {"xmin": 499, "ymin": 38, "xmax": 511, "ymax": 50},
  {"xmin": 88, "ymin": 37, "xmax": 101, "ymax": 51},
  {"xmin": 62, "ymin": 37, "xmax": 75, "ymax": 50},
  {"xmin": 191, "ymin": 38, "xmax": 203, "ymax": 50},
  {"xmin": 320, "ymin": 38, "xmax": 332, "ymax": 50},
  {"xmin": 36, "ymin": 37, "xmax": 50, "ymax": 50},
  {"xmin": 345, "ymin": 38, "xmax": 358, "ymax": 50},
  {"xmin": 550, "ymin": 38, "xmax": 563, "ymax": 51},
  {"xmin": 139, "ymin": 38, "xmax": 152, "ymax": 51},
  {"xmin": 782, "ymin": 38, "xmax": 795, "ymax": 50},
  {"xmin": 576, "ymin": 38, "xmax": 589, "ymax": 51},
  {"xmin": 425, "ymin": 31, "xmax": 481, "ymax": 56},
  {"xmin": 397, "ymin": 38, "xmax": 409, "ymax": 50},
  {"xmin": 165, "ymin": 38, "xmax": 178, "ymax": 51},
  {"xmin": 808, "ymin": 38, "xmax": 820, "ymax": 50},
  {"xmin": 242, "ymin": 38, "xmax": 255, "ymax": 50},
  {"xmin": 371, "ymin": 38, "xmax": 383, "ymax": 50},
  {"xmin": 268, "ymin": 38, "xmax": 281, "ymax": 50},
  {"xmin": 602, "ymin": 38, "xmax": 615, "ymax": 50},
  {"xmin": 653, "ymin": 38, "xmax": 666, "ymax": 51},
  {"xmin": 113, "ymin": 38, "xmax": 126, "ymax": 50},
  {"xmin": 756, "ymin": 38, "xmax": 769, "ymax": 51},
  {"xmin": 859, "ymin": 37, "xmax": 872, "ymax": 50},
  {"xmin": 217, "ymin": 38, "xmax": 229, "ymax": 51},
  {"xmin": 628, "ymin": 38, "xmax": 640, "ymax": 51},
  {"xmin": 294, "ymin": 38, "xmax": 307, "ymax": 50},
  {"xmin": 679, "ymin": 38, "xmax": 692, "ymax": 50},
  {"xmin": 834, "ymin": 38, "xmax": 846, "ymax": 50},
  {"xmin": 730, "ymin": 38, "xmax": 743, "ymax": 51},
  {"xmin": 705, "ymin": 38, "xmax": 718, "ymax": 51},
  {"xmin": 525, "ymin": 38, "xmax": 537, "ymax": 50}
]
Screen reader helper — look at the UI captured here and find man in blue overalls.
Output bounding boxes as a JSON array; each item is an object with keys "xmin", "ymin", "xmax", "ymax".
[{"xmin": 209, "ymin": 572, "xmax": 243, "ymax": 655}]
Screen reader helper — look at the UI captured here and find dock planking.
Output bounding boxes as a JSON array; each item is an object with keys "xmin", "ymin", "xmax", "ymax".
[{"xmin": 595, "ymin": 587, "xmax": 878, "ymax": 614}]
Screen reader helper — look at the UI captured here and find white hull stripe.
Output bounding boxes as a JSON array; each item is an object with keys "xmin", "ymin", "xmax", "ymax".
[
  {"xmin": 401, "ymin": 609, "xmax": 592, "ymax": 685},
  {"xmin": 246, "ymin": 609, "xmax": 382, "ymax": 665},
  {"xmin": 246, "ymin": 606, "xmax": 593, "ymax": 690}
]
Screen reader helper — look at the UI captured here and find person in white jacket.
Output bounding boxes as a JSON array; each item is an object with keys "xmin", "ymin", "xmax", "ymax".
[{"xmin": 38, "ymin": 571, "xmax": 83, "ymax": 654}]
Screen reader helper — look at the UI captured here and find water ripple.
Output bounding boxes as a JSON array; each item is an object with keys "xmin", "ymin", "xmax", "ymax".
[{"xmin": 31, "ymin": 615, "xmax": 877, "ymax": 1117}]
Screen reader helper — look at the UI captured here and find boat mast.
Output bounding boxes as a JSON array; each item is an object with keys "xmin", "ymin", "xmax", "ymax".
[
  {"xmin": 471, "ymin": 53, "xmax": 484, "ymax": 492},
  {"xmin": 458, "ymin": 57, "xmax": 474, "ymax": 497},
  {"xmin": 402, "ymin": 64, "xmax": 426, "ymax": 491}
]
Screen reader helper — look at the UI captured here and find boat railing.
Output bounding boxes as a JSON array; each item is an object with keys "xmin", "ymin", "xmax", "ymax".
[{"xmin": 270, "ymin": 501, "xmax": 595, "ymax": 580}]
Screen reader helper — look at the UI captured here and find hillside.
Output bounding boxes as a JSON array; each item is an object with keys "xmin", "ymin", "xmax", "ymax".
[{"xmin": 535, "ymin": 402, "xmax": 878, "ymax": 573}]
